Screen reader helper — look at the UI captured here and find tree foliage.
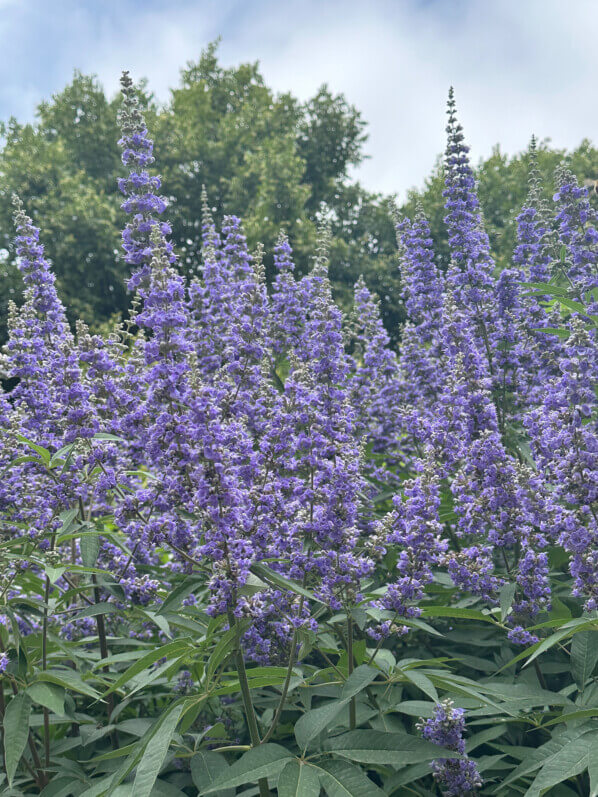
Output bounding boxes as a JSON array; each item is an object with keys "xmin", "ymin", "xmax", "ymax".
[{"xmin": 0, "ymin": 44, "xmax": 401, "ymax": 341}]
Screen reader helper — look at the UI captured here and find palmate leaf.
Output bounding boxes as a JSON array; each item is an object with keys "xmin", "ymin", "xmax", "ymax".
[
  {"xmin": 201, "ymin": 744, "xmax": 294, "ymax": 794},
  {"xmin": 277, "ymin": 760, "xmax": 321, "ymax": 797},
  {"xmin": 294, "ymin": 666, "xmax": 378, "ymax": 751},
  {"xmin": 323, "ymin": 729, "xmax": 461, "ymax": 765},
  {"xmin": 314, "ymin": 759, "xmax": 386, "ymax": 797},
  {"xmin": 526, "ymin": 732, "xmax": 598, "ymax": 796},
  {"xmin": 191, "ymin": 750, "xmax": 235, "ymax": 797}
]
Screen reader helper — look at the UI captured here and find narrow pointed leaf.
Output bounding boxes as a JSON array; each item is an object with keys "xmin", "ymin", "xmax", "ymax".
[
  {"xmin": 132, "ymin": 703, "xmax": 183, "ymax": 797},
  {"xmin": 277, "ymin": 760, "xmax": 321, "ymax": 797},
  {"xmin": 4, "ymin": 693, "xmax": 31, "ymax": 786},
  {"xmin": 201, "ymin": 744, "xmax": 293, "ymax": 794}
]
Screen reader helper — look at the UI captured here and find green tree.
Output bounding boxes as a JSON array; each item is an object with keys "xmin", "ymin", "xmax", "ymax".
[
  {"xmin": 0, "ymin": 44, "xmax": 401, "ymax": 341},
  {"xmin": 402, "ymin": 138, "xmax": 598, "ymax": 273}
]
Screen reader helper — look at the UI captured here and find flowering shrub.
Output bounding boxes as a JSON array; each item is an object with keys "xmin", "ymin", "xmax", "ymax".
[{"xmin": 0, "ymin": 73, "xmax": 596, "ymax": 796}]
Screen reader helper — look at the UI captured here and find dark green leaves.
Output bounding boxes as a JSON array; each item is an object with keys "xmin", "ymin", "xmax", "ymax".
[
  {"xmin": 294, "ymin": 666, "xmax": 378, "ymax": 751},
  {"xmin": 26, "ymin": 682, "xmax": 65, "ymax": 715},
  {"xmin": 131, "ymin": 703, "xmax": 184, "ymax": 797},
  {"xmin": 526, "ymin": 733, "xmax": 598, "ymax": 797},
  {"xmin": 191, "ymin": 751, "xmax": 235, "ymax": 797},
  {"xmin": 4, "ymin": 693, "xmax": 31, "ymax": 786},
  {"xmin": 571, "ymin": 629, "xmax": 598, "ymax": 690},
  {"xmin": 200, "ymin": 744, "xmax": 293, "ymax": 794},
  {"xmin": 323, "ymin": 729, "xmax": 460, "ymax": 765},
  {"xmin": 102, "ymin": 638, "xmax": 192, "ymax": 698},
  {"xmin": 277, "ymin": 760, "xmax": 321, "ymax": 797},
  {"xmin": 316, "ymin": 759, "xmax": 386, "ymax": 796}
]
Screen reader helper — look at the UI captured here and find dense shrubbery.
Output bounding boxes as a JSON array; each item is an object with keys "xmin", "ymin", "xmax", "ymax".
[{"xmin": 0, "ymin": 73, "xmax": 596, "ymax": 796}]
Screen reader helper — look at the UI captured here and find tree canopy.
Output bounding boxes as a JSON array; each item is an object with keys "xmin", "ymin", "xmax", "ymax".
[
  {"xmin": 1, "ymin": 42, "xmax": 598, "ymax": 345},
  {"xmin": 0, "ymin": 43, "xmax": 400, "ymax": 342}
]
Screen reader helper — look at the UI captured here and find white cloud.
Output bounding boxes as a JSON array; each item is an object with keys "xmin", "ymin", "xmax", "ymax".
[{"xmin": 2, "ymin": 0, "xmax": 598, "ymax": 198}]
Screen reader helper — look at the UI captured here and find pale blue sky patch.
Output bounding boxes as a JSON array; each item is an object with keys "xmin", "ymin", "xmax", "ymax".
[{"xmin": 0, "ymin": 0, "xmax": 593, "ymax": 196}]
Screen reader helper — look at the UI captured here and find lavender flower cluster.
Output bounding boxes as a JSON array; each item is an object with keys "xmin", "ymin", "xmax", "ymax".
[
  {"xmin": 418, "ymin": 699, "xmax": 483, "ymax": 796},
  {"xmin": 0, "ymin": 76, "xmax": 596, "ymax": 697}
]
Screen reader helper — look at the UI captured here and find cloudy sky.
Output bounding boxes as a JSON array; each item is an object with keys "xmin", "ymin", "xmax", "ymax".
[{"xmin": 0, "ymin": 0, "xmax": 594, "ymax": 197}]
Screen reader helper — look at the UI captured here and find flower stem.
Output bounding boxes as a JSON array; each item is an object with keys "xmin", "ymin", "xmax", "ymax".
[
  {"xmin": 228, "ymin": 612, "xmax": 270, "ymax": 797},
  {"xmin": 42, "ymin": 573, "xmax": 51, "ymax": 766},
  {"xmin": 347, "ymin": 617, "xmax": 356, "ymax": 730}
]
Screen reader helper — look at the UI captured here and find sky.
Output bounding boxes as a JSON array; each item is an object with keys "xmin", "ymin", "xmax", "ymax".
[{"xmin": 0, "ymin": 0, "xmax": 595, "ymax": 197}]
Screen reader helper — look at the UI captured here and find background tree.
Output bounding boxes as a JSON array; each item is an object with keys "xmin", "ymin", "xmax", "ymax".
[
  {"xmin": 0, "ymin": 43, "xmax": 403, "ymax": 343},
  {"xmin": 2, "ymin": 42, "xmax": 598, "ymax": 347},
  {"xmin": 403, "ymin": 138, "xmax": 598, "ymax": 272}
]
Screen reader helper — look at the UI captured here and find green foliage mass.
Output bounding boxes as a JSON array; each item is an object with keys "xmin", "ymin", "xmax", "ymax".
[
  {"xmin": 403, "ymin": 139, "xmax": 598, "ymax": 272},
  {"xmin": 2, "ymin": 42, "xmax": 598, "ymax": 350},
  {"xmin": 0, "ymin": 43, "xmax": 400, "ymax": 342}
]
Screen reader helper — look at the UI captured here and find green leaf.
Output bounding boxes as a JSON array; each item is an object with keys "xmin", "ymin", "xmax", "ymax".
[
  {"xmin": 49, "ymin": 445, "xmax": 76, "ymax": 469},
  {"xmin": 533, "ymin": 327, "xmax": 571, "ymax": 339},
  {"xmin": 81, "ymin": 531, "xmax": 100, "ymax": 568},
  {"xmin": 157, "ymin": 575, "xmax": 204, "ymax": 616},
  {"xmin": 35, "ymin": 668, "xmax": 100, "ymax": 699},
  {"xmin": 340, "ymin": 665, "xmax": 378, "ymax": 700},
  {"xmin": 295, "ymin": 665, "xmax": 378, "ymax": 751},
  {"xmin": 590, "ymin": 743, "xmax": 598, "ymax": 797},
  {"xmin": 9, "ymin": 454, "xmax": 44, "ymax": 467},
  {"xmin": 58, "ymin": 507, "xmax": 80, "ymax": 534},
  {"xmin": 102, "ymin": 698, "xmax": 194, "ymax": 794},
  {"xmin": 500, "ymin": 582, "xmax": 517, "ymax": 621},
  {"xmin": 556, "ymin": 297, "xmax": 587, "ymax": 314},
  {"xmin": 131, "ymin": 703, "xmax": 183, "ymax": 797},
  {"xmin": 384, "ymin": 762, "xmax": 432, "ymax": 793},
  {"xmin": 295, "ymin": 701, "xmax": 348, "ymax": 752},
  {"xmin": 526, "ymin": 734, "xmax": 597, "ymax": 796},
  {"xmin": 541, "ymin": 708, "xmax": 598, "ymax": 728},
  {"xmin": 191, "ymin": 751, "xmax": 234, "ymax": 797},
  {"xmin": 93, "ymin": 433, "xmax": 125, "ymax": 442},
  {"xmin": 15, "ymin": 433, "xmax": 51, "ymax": 464},
  {"xmin": 524, "ymin": 619, "xmax": 598, "ymax": 669},
  {"xmin": 26, "ymin": 682, "xmax": 65, "ymax": 715},
  {"xmin": 571, "ymin": 630, "xmax": 598, "ymax": 690},
  {"xmin": 421, "ymin": 606, "xmax": 496, "ymax": 624},
  {"xmin": 206, "ymin": 626, "xmax": 241, "ymax": 683},
  {"xmin": 323, "ymin": 730, "xmax": 461, "ymax": 765},
  {"xmin": 499, "ymin": 727, "xmax": 592, "ymax": 790},
  {"xmin": 103, "ymin": 639, "xmax": 192, "ymax": 697},
  {"xmin": 201, "ymin": 744, "xmax": 293, "ymax": 794},
  {"xmin": 45, "ymin": 564, "xmax": 67, "ymax": 584},
  {"xmin": 4, "ymin": 693, "xmax": 31, "ymax": 786},
  {"xmin": 71, "ymin": 602, "xmax": 118, "ymax": 621},
  {"xmin": 250, "ymin": 562, "xmax": 323, "ymax": 605},
  {"xmin": 520, "ymin": 281, "xmax": 570, "ymax": 296},
  {"xmin": 277, "ymin": 760, "xmax": 321, "ymax": 797},
  {"xmin": 316, "ymin": 759, "xmax": 386, "ymax": 796},
  {"xmin": 400, "ymin": 669, "xmax": 438, "ymax": 702}
]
